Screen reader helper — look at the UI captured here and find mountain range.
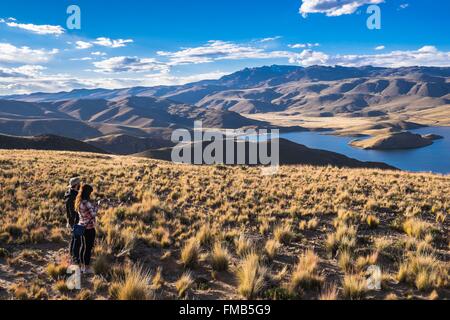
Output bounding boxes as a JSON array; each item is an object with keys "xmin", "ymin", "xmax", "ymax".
[
  {"xmin": 0, "ymin": 96, "xmax": 270, "ymax": 140},
  {"xmin": 0, "ymin": 65, "xmax": 448, "ymax": 168},
  {"xmin": 3, "ymin": 65, "xmax": 449, "ymax": 117}
]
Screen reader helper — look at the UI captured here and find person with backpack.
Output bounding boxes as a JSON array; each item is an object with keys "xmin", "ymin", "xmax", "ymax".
[
  {"xmin": 65, "ymin": 177, "xmax": 81, "ymax": 264},
  {"xmin": 73, "ymin": 184, "xmax": 98, "ymax": 274}
]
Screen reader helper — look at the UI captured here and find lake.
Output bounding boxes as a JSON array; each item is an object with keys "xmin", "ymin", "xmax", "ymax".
[{"xmin": 279, "ymin": 127, "xmax": 450, "ymax": 174}]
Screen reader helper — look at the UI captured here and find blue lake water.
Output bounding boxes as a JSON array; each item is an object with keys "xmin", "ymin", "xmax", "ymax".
[{"xmin": 279, "ymin": 127, "xmax": 450, "ymax": 174}]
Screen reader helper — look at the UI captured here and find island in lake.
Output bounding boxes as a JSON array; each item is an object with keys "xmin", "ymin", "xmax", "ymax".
[{"xmin": 349, "ymin": 131, "xmax": 444, "ymax": 150}]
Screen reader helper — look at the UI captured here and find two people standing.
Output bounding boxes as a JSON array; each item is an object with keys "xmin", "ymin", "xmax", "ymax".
[{"xmin": 65, "ymin": 177, "xmax": 98, "ymax": 274}]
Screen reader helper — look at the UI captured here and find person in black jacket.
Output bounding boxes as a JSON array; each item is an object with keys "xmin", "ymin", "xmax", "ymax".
[{"xmin": 65, "ymin": 177, "xmax": 81, "ymax": 263}]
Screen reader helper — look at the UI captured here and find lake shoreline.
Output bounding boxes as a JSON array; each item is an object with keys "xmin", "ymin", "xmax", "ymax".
[{"xmin": 276, "ymin": 126, "xmax": 450, "ymax": 174}]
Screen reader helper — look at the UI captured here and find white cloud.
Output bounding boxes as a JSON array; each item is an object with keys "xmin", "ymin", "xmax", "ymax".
[
  {"xmin": 92, "ymin": 37, "xmax": 134, "ymax": 48},
  {"xmin": 375, "ymin": 45, "xmax": 385, "ymax": 50},
  {"xmin": 157, "ymin": 40, "xmax": 291, "ymax": 65},
  {"xmin": 260, "ymin": 36, "xmax": 283, "ymax": 43},
  {"xmin": 70, "ymin": 57, "xmax": 93, "ymax": 61},
  {"xmin": 143, "ymin": 71, "xmax": 228, "ymax": 85},
  {"xmin": 1, "ymin": 18, "xmax": 65, "ymax": 35},
  {"xmin": 417, "ymin": 46, "xmax": 438, "ymax": 54},
  {"xmin": 289, "ymin": 43, "xmax": 320, "ymax": 49},
  {"xmin": 72, "ymin": 38, "xmax": 133, "ymax": 50},
  {"xmin": 0, "ymin": 68, "xmax": 227, "ymax": 95},
  {"xmin": 75, "ymin": 41, "xmax": 93, "ymax": 50},
  {"xmin": 290, "ymin": 46, "xmax": 450, "ymax": 67},
  {"xmin": 399, "ymin": 3, "xmax": 409, "ymax": 9},
  {"xmin": 91, "ymin": 51, "xmax": 107, "ymax": 56},
  {"xmin": 93, "ymin": 56, "xmax": 168, "ymax": 73},
  {"xmin": 0, "ymin": 65, "xmax": 45, "ymax": 78},
  {"xmin": 289, "ymin": 49, "xmax": 330, "ymax": 66},
  {"xmin": 0, "ymin": 43, "xmax": 59, "ymax": 63},
  {"xmin": 300, "ymin": 0, "xmax": 384, "ymax": 17}
]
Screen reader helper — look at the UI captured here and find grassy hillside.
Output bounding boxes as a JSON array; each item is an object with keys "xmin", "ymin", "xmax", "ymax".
[
  {"xmin": 0, "ymin": 150, "xmax": 448, "ymax": 300},
  {"xmin": 0, "ymin": 134, "xmax": 108, "ymax": 154}
]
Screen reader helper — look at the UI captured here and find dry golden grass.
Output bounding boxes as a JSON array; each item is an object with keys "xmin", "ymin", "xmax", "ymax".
[
  {"xmin": 152, "ymin": 267, "xmax": 164, "ymax": 290},
  {"xmin": 75, "ymin": 289, "xmax": 92, "ymax": 300},
  {"xmin": 115, "ymin": 264, "xmax": 154, "ymax": 300},
  {"xmin": 175, "ymin": 272, "xmax": 194, "ymax": 298},
  {"xmin": 236, "ymin": 253, "xmax": 267, "ymax": 299},
  {"xmin": 338, "ymin": 250, "xmax": 353, "ymax": 273},
  {"xmin": 326, "ymin": 223, "xmax": 357, "ymax": 255},
  {"xmin": 342, "ymin": 274, "xmax": 367, "ymax": 300},
  {"xmin": 299, "ymin": 217, "xmax": 319, "ymax": 231},
  {"xmin": 180, "ymin": 238, "xmax": 200, "ymax": 269},
  {"xmin": 264, "ymin": 239, "xmax": 280, "ymax": 261},
  {"xmin": 196, "ymin": 224, "xmax": 214, "ymax": 247},
  {"xmin": 273, "ymin": 223, "xmax": 294, "ymax": 245},
  {"xmin": 289, "ymin": 250, "xmax": 323, "ymax": 294},
  {"xmin": 319, "ymin": 283, "xmax": 339, "ymax": 300},
  {"xmin": 210, "ymin": 242, "xmax": 230, "ymax": 272},
  {"xmin": 54, "ymin": 280, "xmax": 70, "ymax": 294},
  {"xmin": 92, "ymin": 252, "xmax": 110, "ymax": 276},
  {"xmin": 9, "ymin": 282, "xmax": 49, "ymax": 300},
  {"xmin": 0, "ymin": 150, "xmax": 449, "ymax": 300},
  {"xmin": 235, "ymin": 234, "xmax": 254, "ymax": 257},
  {"xmin": 355, "ymin": 252, "xmax": 378, "ymax": 272},
  {"xmin": 403, "ymin": 218, "xmax": 434, "ymax": 239},
  {"xmin": 397, "ymin": 252, "xmax": 447, "ymax": 291},
  {"xmin": 46, "ymin": 263, "xmax": 68, "ymax": 280},
  {"xmin": 366, "ymin": 215, "xmax": 380, "ymax": 229},
  {"xmin": 10, "ymin": 284, "xmax": 30, "ymax": 300}
]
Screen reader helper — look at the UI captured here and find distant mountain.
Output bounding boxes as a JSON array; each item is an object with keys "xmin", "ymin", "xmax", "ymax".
[
  {"xmin": 133, "ymin": 138, "xmax": 396, "ymax": 170},
  {"xmin": 3, "ymin": 65, "xmax": 449, "ymax": 101},
  {"xmin": 3, "ymin": 65, "xmax": 448, "ymax": 120},
  {"xmin": 195, "ymin": 69, "xmax": 450, "ymax": 115},
  {"xmin": 0, "ymin": 96, "xmax": 270, "ymax": 139},
  {"xmin": 0, "ymin": 134, "xmax": 108, "ymax": 153}
]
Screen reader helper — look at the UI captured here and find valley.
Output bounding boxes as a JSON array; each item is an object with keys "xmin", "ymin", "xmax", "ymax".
[{"xmin": 0, "ymin": 65, "xmax": 448, "ymax": 173}]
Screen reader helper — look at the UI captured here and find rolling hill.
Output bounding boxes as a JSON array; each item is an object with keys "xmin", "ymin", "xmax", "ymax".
[
  {"xmin": 85, "ymin": 134, "xmax": 174, "ymax": 155},
  {"xmin": 2, "ymin": 150, "xmax": 447, "ymax": 300},
  {"xmin": 0, "ymin": 65, "xmax": 448, "ymax": 156},
  {"xmin": 0, "ymin": 96, "xmax": 270, "ymax": 139},
  {"xmin": 350, "ymin": 132, "xmax": 434, "ymax": 150},
  {"xmin": 0, "ymin": 134, "xmax": 108, "ymax": 153},
  {"xmin": 134, "ymin": 138, "xmax": 396, "ymax": 170}
]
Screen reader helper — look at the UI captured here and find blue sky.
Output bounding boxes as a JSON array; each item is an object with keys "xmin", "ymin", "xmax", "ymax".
[{"xmin": 0, "ymin": 0, "xmax": 448, "ymax": 94}]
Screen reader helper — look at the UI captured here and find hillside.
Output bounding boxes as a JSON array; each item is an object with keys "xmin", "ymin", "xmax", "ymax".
[
  {"xmin": 0, "ymin": 150, "xmax": 448, "ymax": 300},
  {"xmin": 4, "ymin": 66, "xmax": 450, "ymax": 104},
  {"xmin": 134, "ymin": 138, "xmax": 396, "ymax": 170},
  {"xmin": 2, "ymin": 66, "xmax": 448, "ymax": 124},
  {"xmin": 2, "ymin": 65, "xmax": 448, "ymax": 139},
  {"xmin": 0, "ymin": 134, "xmax": 108, "ymax": 154},
  {"xmin": 350, "ymin": 132, "xmax": 435, "ymax": 150},
  {"xmin": 85, "ymin": 134, "xmax": 174, "ymax": 155},
  {"xmin": 0, "ymin": 65, "xmax": 450, "ymax": 144},
  {"xmin": 0, "ymin": 97, "xmax": 269, "ymax": 139}
]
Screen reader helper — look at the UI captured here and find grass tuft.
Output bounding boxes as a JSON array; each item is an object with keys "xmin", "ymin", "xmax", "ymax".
[{"xmin": 236, "ymin": 253, "xmax": 267, "ymax": 299}]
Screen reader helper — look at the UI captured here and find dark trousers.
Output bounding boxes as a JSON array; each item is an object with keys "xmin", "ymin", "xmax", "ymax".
[
  {"xmin": 71, "ymin": 228, "xmax": 96, "ymax": 266},
  {"xmin": 69, "ymin": 233, "xmax": 77, "ymax": 263}
]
